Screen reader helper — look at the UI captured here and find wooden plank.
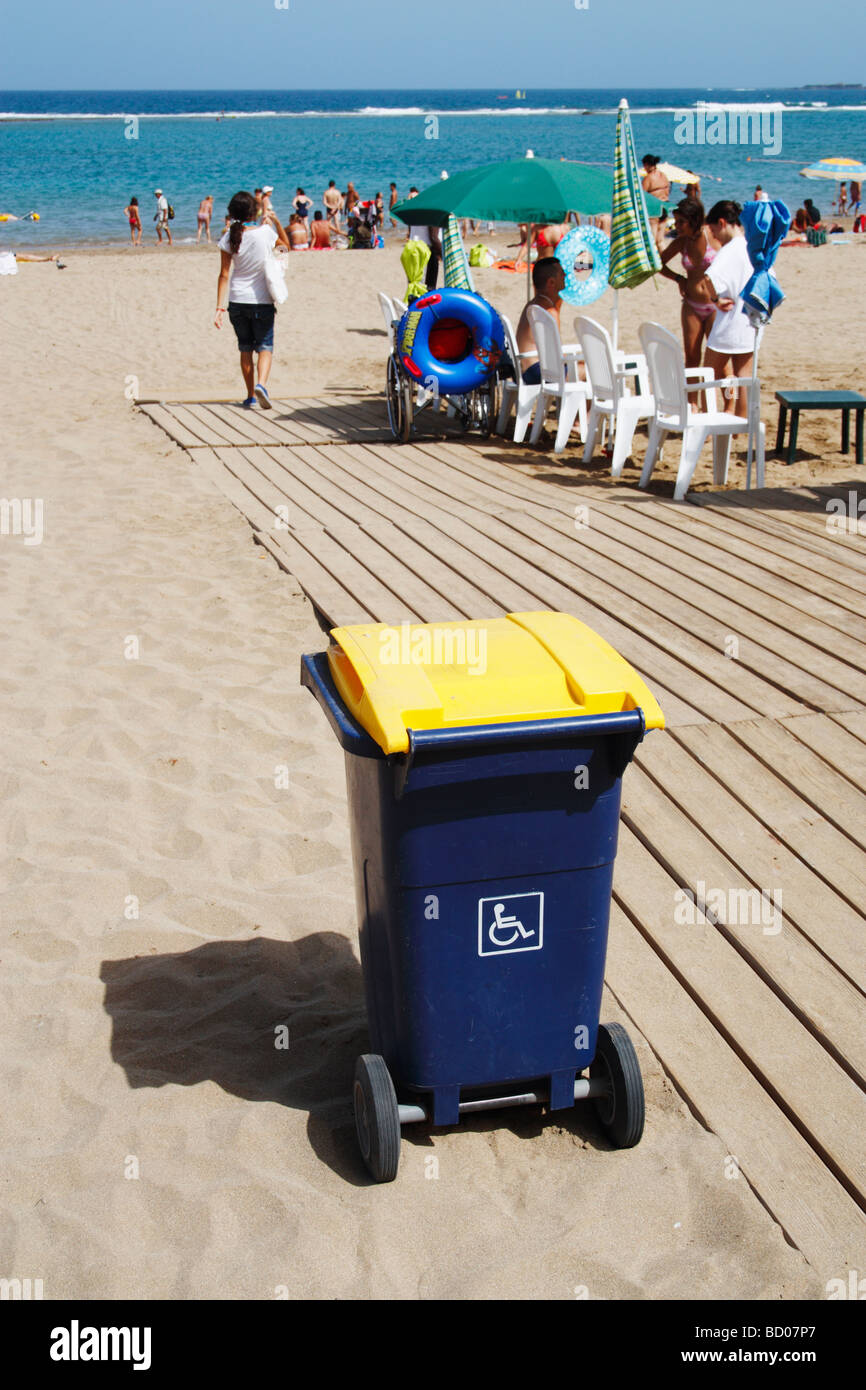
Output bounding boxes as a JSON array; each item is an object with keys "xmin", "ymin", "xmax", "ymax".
[
  {"xmin": 364, "ymin": 448, "xmax": 866, "ymax": 709},
  {"xmin": 301, "ymin": 444, "xmax": 728, "ymax": 728},
  {"xmin": 137, "ymin": 402, "xmax": 211, "ymax": 449},
  {"xmin": 635, "ymin": 499, "xmax": 866, "ymax": 616},
  {"xmin": 678, "ymin": 717, "xmax": 866, "ymax": 922},
  {"xmin": 496, "ymin": 507, "xmax": 858, "ymax": 715},
  {"xmin": 250, "ymin": 442, "xmax": 540, "ymax": 616},
  {"xmin": 181, "ymin": 403, "xmax": 256, "ymax": 447},
  {"xmin": 695, "ymin": 495, "xmax": 866, "ymax": 576},
  {"xmin": 311, "ymin": 445, "xmax": 747, "ymax": 725},
  {"xmin": 191, "ymin": 447, "xmax": 275, "ymax": 532},
  {"xmin": 605, "ymin": 904, "xmax": 866, "ymax": 1276},
  {"xmin": 412, "ymin": 438, "xmax": 591, "ymax": 517},
  {"xmin": 255, "ymin": 533, "xmax": 373, "ymax": 627},
  {"xmin": 286, "ymin": 395, "xmax": 392, "ymax": 444},
  {"xmin": 558, "ymin": 495, "xmax": 866, "ymax": 654},
  {"xmin": 832, "ymin": 711, "xmax": 866, "ymax": 748},
  {"xmin": 271, "ymin": 443, "xmax": 703, "ymax": 725},
  {"xmin": 725, "ymin": 717, "xmax": 866, "ymax": 853},
  {"xmin": 718, "ymin": 484, "xmax": 866, "ymax": 553},
  {"xmin": 164, "ymin": 404, "xmax": 241, "ymax": 448},
  {"xmin": 780, "ymin": 712, "xmax": 866, "ymax": 792},
  {"xmin": 669, "ymin": 723, "xmax": 866, "ymax": 980},
  {"xmin": 213, "ymin": 448, "xmax": 455, "ymax": 622},
  {"xmin": 614, "ymin": 823, "xmax": 866, "ymax": 1206},
  {"xmin": 283, "ymin": 524, "xmax": 423, "ymax": 624},
  {"xmin": 209, "ymin": 446, "xmax": 315, "ymax": 535},
  {"xmin": 246, "ymin": 448, "xmax": 506, "ymax": 620},
  {"xmin": 205, "ymin": 400, "xmax": 312, "ymax": 447},
  {"xmin": 266, "ymin": 445, "xmax": 564, "ymax": 617}
]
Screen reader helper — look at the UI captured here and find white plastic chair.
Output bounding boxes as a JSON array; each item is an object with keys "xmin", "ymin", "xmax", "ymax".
[
  {"xmin": 377, "ymin": 291, "xmax": 399, "ymax": 348},
  {"xmin": 637, "ymin": 321, "xmax": 765, "ymax": 501},
  {"xmin": 576, "ymin": 316, "xmax": 655, "ymax": 478},
  {"xmin": 495, "ymin": 313, "xmax": 543, "ymax": 443},
  {"xmin": 527, "ymin": 306, "xmax": 590, "ymax": 452}
]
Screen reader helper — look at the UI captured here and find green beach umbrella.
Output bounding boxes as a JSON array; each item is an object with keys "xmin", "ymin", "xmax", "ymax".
[
  {"xmin": 391, "ymin": 156, "xmax": 616, "ymax": 228},
  {"xmin": 392, "ymin": 155, "xmax": 620, "ymax": 300},
  {"xmin": 609, "ymin": 99, "xmax": 662, "ymax": 347}
]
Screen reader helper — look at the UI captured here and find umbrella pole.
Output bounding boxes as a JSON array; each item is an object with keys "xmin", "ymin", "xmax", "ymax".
[
  {"xmin": 612, "ymin": 290, "xmax": 619, "ymax": 352},
  {"xmin": 746, "ymin": 326, "xmax": 759, "ymax": 490},
  {"xmin": 526, "ymin": 223, "xmax": 532, "ymax": 301}
]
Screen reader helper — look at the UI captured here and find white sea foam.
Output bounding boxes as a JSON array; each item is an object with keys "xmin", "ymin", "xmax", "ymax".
[{"xmin": 1, "ymin": 101, "xmax": 864, "ymax": 123}]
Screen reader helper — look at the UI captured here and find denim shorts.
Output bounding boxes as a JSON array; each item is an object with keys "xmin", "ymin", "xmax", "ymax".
[{"xmin": 228, "ymin": 302, "xmax": 275, "ymax": 353}]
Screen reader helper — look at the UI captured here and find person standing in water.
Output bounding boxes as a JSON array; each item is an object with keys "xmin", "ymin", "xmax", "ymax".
[
  {"xmin": 214, "ymin": 190, "xmax": 290, "ymax": 410},
  {"xmin": 154, "ymin": 189, "xmax": 172, "ymax": 245},
  {"xmin": 124, "ymin": 197, "xmax": 142, "ymax": 245},
  {"xmin": 197, "ymin": 195, "xmax": 213, "ymax": 242},
  {"xmin": 323, "ymin": 180, "xmax": 343, "ymax": 233}
]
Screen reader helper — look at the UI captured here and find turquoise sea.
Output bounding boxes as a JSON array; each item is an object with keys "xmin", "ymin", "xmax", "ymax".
[{"xmin": 1, "ymin": 88, "xmax": 864, "ymax": 247}]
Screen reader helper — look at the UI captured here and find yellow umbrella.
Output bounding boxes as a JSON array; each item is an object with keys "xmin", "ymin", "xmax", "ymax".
[
  {"xmin": 800, "ymin": 156, "xmax": 866, "ymax": 180},
  {"xmin": 656, "ymin": 161, "xmax": 701, "ymax": 186}
]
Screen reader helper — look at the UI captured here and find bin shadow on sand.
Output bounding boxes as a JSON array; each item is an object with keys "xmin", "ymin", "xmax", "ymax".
[
  {"xmin": 100, "ymin": 931, "xmax": 613, "ymax": 1185},
  {"xmin": 100, "ymin": 932, "xmax": 373, "ymax": 1184}
]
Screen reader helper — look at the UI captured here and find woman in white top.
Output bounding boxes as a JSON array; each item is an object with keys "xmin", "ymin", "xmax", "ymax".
[
  {"xmin": 215, "ymin": 191, "xmax": 290, "ymax": 409},
  {"xmin": 687, "ymin": 200, "xmax": 757, "ymax": 418}
]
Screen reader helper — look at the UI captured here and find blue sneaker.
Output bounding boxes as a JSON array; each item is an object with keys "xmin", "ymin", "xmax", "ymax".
[
  {"xmin": 254, "ymin": 383, "xmax": 272, "ymax": 410},
  {"xmin": 242, "ymin": 396, "xmax": 256, "ymax": 409}
]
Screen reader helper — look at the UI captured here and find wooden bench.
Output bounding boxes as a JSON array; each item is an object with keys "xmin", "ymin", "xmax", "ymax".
[{"xmin": 775, "ymin": 389, "xmax": 866, "ymax": 466}]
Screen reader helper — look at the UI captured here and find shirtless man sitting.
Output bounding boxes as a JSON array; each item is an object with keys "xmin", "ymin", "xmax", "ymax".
[
  {"xmin": 515, "ymin": 258, "xmax": 566, "ymax": 384},
  {"xmin": 310, "ymin": 211, "xmax": 332, "ymax": 248}
]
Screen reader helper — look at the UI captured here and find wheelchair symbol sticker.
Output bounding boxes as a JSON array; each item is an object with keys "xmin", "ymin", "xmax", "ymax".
[{"xmin": 478, "ymin": 892, "xmax": 544, "ymax": 956}]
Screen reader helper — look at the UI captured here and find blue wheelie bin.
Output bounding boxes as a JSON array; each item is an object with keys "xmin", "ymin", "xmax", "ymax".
[{"xmin": 301, "ymin": 611, "xmax": 664, "ymax": 1182}]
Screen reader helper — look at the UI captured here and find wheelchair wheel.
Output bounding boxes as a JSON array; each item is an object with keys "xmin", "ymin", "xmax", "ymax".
[{"xmin": 386, "ymin": 355, "xmax": 403, "ymax": 440}]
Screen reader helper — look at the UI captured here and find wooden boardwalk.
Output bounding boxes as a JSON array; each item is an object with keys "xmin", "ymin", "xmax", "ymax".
[{"xmin": 141, "ymin": 393, "xmax": 866, "ymax": 1283}]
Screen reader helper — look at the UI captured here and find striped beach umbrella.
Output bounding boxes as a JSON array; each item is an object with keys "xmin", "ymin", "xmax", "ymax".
[
  {"xmin": 442, "ymin": 213, "xmax": 474, "ymax": 292},
  {"xmin": 610, "ymin": 99, "xmax": 661, "ymax": 291},
  {"xmin": 609, "ymin": 99, "xmax": 661, "ymax": 347},
  {"xmin": 800, "ymin": 156, "xmax": 866, "ymax": 180}
]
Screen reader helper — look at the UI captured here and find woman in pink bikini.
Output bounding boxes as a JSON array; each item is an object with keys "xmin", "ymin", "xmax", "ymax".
[{"xmin": 659, "ymin": 197, "xmax": 717, "ymax": 367}]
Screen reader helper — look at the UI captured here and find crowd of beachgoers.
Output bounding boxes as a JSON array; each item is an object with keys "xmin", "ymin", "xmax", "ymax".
[{"xmin": 122, "ymin": 181, "xmax": 408, "ymax": 250}]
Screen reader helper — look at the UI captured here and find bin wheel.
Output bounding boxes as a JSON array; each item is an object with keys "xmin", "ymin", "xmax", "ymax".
[
  {"xmin": 589, "ymin": 1023, "xmax": 644, "ymax": 1149},
  {"xmin": 354, "ymin": 1054, "xmax": 401, "ymax": 1182}
]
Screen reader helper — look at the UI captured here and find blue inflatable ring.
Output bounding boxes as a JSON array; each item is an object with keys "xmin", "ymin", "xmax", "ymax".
[
  {"xmin": 397, "ymin": 288, "xmax": 505, "ymax": 396},
  {"xmin": 555, "ymin": 226, "xmax": 610, "ymax": 307}
]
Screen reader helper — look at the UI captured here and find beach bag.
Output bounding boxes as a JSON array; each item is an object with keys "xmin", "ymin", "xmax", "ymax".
[
  {"xmin": 853, "ymin": 215, "xmax": 865, "ymax": 233},
  {"xmin": 265, "ymin": 248, "xmax": 288, "ymax": 305},
  {"xmin": 469, "ymin": 243, "xmax": 494, "ymax": 268},
  {"xmin": 167, "ymin": 203, "xmax": 175, "ymax": 220}
]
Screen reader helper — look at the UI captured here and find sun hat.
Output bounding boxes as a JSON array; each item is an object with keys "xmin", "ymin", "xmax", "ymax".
[
  {"xmin": 154, "ymin": 188, "xmax": 162, "ymax": 195},
  {"xmin": 262, "ymin": 185, "xmax": 274, "ymax": 194}
]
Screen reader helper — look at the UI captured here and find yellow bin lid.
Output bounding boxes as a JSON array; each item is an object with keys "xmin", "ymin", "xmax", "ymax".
[{"xmin": 327, "ymin": 611, "xmax": 665, "ymax": 755}]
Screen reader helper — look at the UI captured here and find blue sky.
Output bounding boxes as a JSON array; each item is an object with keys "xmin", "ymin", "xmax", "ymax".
[{"xmin": 2, "ymin": 0, "xmax": 864, "ymax": 90}]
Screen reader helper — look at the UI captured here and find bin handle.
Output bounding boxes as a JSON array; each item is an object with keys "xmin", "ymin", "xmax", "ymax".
[
  {"xmin": 300, "ymin": 653, "xmax": 382, "ymax": 757},
  {"xmin": 394, "ymin": 709, "xmax": 646, "ymax": 798}
]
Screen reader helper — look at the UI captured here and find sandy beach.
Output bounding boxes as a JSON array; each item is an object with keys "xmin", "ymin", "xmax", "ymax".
[{"xmin": 1, "ymin": 232, "xmax": 859, "ymax": 1300}]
